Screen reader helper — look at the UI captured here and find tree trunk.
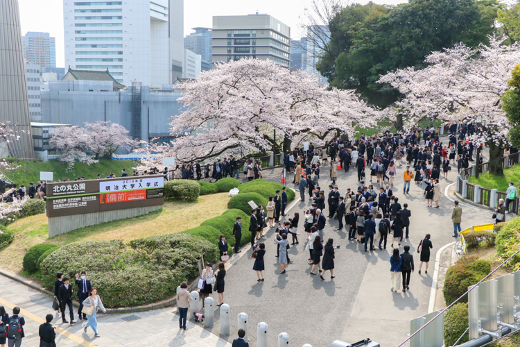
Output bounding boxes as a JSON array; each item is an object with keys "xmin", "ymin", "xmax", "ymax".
[
  {"xmin": 488, "ymin": 141, "xmax": 504, "ymax": 176},
  {"xmin": 395, "ymin": 115, "xmax": 403, "ymax": 131},
  {"xmin": 283, "ymin": 136, "xmax": 292, "ymax": 153}
]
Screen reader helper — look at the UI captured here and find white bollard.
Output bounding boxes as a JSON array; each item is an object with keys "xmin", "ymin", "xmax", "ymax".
[
  {"xmin": 278, "ymin": 332, "xmax": 290, "ymax": 346},
  {"xmin": 237, "ymin": 312, "xmax": 249, "ymax": 340},
  {"xmin": 257, "ymin": 322, "xmax": 268, "ymax": 347},
  {"xmin": 204, "ymin": 297, "xmax": 214, "ymax": 327},
  {"xmin": 302, "ymin": 344, "xmax": 312, "ymax": 347},
  {"xmin": 189, "ymin": 291, "xmax": 199, "ymax": 318},
  {"xmin": 220, "ymin": 304, "xmax": 230, "ymax": 336}
]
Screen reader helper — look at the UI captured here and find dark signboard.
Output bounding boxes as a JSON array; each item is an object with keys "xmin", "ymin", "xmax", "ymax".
[{"xmin": 46, "ymin": 175, "xmax": 164, "ymax": 218}]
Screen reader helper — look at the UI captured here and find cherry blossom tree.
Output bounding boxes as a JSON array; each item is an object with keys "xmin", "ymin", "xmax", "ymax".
[
  {"xmin": 169, "ymin": 58, "xmax": 378, "ymax": 164},
  {"xmin": 378, "ymin": 36, "xmax": 520, "ymax": 175},
  {"xmin": 84, "ymin": 121, "xmax": 138, "ymax": 159},
  {"xmin": 49, "ymin": 125, "xmax": 97, "ymax": 171},
  {"xmin": 0, "ymin": 122, "xmax": 22, "ymax": 180}
]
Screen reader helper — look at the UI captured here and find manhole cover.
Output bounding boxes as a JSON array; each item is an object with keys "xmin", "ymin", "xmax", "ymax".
[{"xmin": 121, "ymin": 314, "xmax": 141, "ymax": 322}]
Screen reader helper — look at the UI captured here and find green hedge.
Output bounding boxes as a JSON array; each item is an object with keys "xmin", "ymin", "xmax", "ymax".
[
  {"xmin": 227, "ymin": 192, "xmax": 267, "ymax": 215},
  {"xmin": 464, "ymin": 231, "xmax": 496, "ymax": 250},
  {"xmin": 21, "ymin": 199, "xmax": 46, "ymax": 217},
  {"xmin": 41, "ymin": 234, "xmax": 217, "ymax": 308},
  {"xmin": 164, "ymin": 180, "xmax": 200, "ymax": 202},
  {"xmin": 0, "ymin": 227, "xmax": 14, "ymax": 250},
  {"xmin": 239, "ymin": 180, "xmax": 295, "ymax": 201},
  {"xmin": 36, "ymin": 246, "xmax": 60, "ymax": 271},
  {"xmin": 198, "ymin": 181, "xmax": 219, "ymax": 195},
  {"xmin": 496, "ymin": 217, "xmax": 520, "ymax": 268},
  {"xmin": 23, "ymin": 243, "xmax": 58, "ymax": 273},
  {"xmin": 444, "ymin": 303, "xmax": 469, "ymax": 346},
  {"xmin": 443, "ymin": 257, "xmax": 491, "ymax": 305}
]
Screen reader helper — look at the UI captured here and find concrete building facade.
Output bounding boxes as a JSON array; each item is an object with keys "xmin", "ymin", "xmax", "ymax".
[
  {"xmin": 63, "ymin": 0, "xmax": 184, "ymax": 88},
  {"xmin": 22, "ymin": 32, "xmax": 56, "ymax": 69},
  {"xmin": 212, "ymin": 14, "xmax": 291, "ymax": 68},
  {"xmin": 290, "ymin": 38, "xmax": 307, "ymax": 72},
  {"xmin": 25, "ymin": 62, "xmax": 42, "ymax": 122},
  {"xmin": 183, "ymin": 49, "xmax": 201, "ymax": 79}
]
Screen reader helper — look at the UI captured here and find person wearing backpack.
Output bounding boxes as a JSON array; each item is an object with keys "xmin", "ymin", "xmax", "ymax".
[
  {"xmin": 400, "ymin": 245, "xmax": 415, "ymax": 293},
  {"xmin": 378, "ymin": 214, "xmax": 390, "ymax": 250},
  {"xmin": 6, "ymin": 307, "xmax": 24, "ymax": 347}
]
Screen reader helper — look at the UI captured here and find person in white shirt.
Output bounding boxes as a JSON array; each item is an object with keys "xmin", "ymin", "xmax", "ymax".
[{"xmin": 82, "ymin": 288, "xmax": 106, "ymax": 337}]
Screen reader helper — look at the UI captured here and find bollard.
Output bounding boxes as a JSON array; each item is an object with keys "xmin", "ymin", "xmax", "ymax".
[
  {"xmin": 237, "ymin": 312, "xmax": 249, "ymax": 340},
  {"xmin": 302, "ymin": 344, "xmax": 312, "ymax": 347},
  {"xmin": 257, "ymin": 322, "xmax": 268, "ymax": 347},
  {"xmin": 204, "ymin": 297, "xmax": 214, "ymax": 327},
  {"xmin": 189, "ymin": 291, "xmax": 199, "ymax": 319},
  {"xmin": 278, "ymin": 332, "xmax": 290, "ymax": 346},
  {"xmin": 220, "ymin": 304, "xmax": 230, "ymax": 336}
]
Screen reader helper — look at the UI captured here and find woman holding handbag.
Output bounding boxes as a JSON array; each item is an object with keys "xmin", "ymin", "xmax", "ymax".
[
  {"xmin": 495, "ymin": 199, "xmax": 506, "ymax": 224},
  {"xmin": 253, "ymin": 243, "xmax": 265, "ymax": 282},
  {"xmin": 218, "ymin": 235, "xmax": 229, "ymax": 262},
  {"xmin": 418, "ymin": 234, "xmax": 433, "ymax": 275},
  {"xmin": 266, "ymin": 197, "xmax": 275, "ymax": 228},
  {"xmin": 82, "ymin": 288, "xmax": 106, "ymax": 337},
  {"xmin": 200, "ymin": 263, "xmax": 214, "ymax": 307},
  {"xmin": 215, "ymin": 263, "xmax": 226, "ymax": 306}
]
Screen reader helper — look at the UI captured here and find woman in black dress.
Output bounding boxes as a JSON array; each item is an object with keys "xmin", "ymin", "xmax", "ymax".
[
  {"xmin": 321, "ymin": 238, "xmax": 335, "ymax": 281},
  {"xmin": 0, "ymin": 306, "xmax": 8, "ymax": 347},
  {"xmin": 215, "ymin": 262, "xmax": 226, "ymax": 306},
  {"xmin": 200, "ymin": 263, "xmax": 213, "ymax": 307},
  {"xmin": 442, "ymin": 158, "xmax": 450, "ymax": 179},
  {"xmin": 391, "ymin": 212, "xmax": 404, "ymax": 248},
  {"xmin": 418, "ymin": 234, "xmax": 433, "ymax": 275},
  {"xmin": 253, "ymin": 243, "xmax": 265, "ymax": 282},
  {"xmin": 310, "ymin": 235, "xmax": 323, "ymax": 275},
  {"xmin": 218, "ymin": 235, "xmax": 228, "ymax": 262},
  {"xmin": 424, "ymin": 179, "xmax": 434, "ymax": 207}
]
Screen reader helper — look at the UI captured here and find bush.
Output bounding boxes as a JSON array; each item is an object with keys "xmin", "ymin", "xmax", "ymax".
[
  {"xmin": 164, "ymin": 180, "xmax": 200, "ymax": 202},
  {"xmin": 228, "ymin": 192, "xmax": 267, "ymax": 215},
  {"xmin": 239, "ymin": 180, "xmax": 295, "ymax": 201},
  {"xmin": 0, "ymin": 227, "xmax": 14, "ymax": 250},
  {"xmin": 464, "ymin": 231, "xmax": 496, "ymax": 249},
  {"xmin": 198, "ymin": 181, "xmax": 219, "ymax": 195},
  {"xmin": 215, "ymin": 177, "xmax": 241, "ymax": 192},
  {"xmin": 494, "ymin": 223, "xmax": 505, "ymax": 233},
  {"xmin": 443, "ymin": 257, "xmax": 491, "ymax": 305},
  {"xmin": 36, "ymin": 246, "xmax": 60, "ymax": 271},
  {"xmin": 41, "ymin": 235, "xmax": 216, "ymax": 308},
  {"xmin": 20, "ymin": 199, "xmax": 46, "ymax": 217},
  {"xmin": 496, "ymin": 216, "xmax": 520, "ymax": 268},
  {"xmin": 444, "ymin": 303, "xmax": 469, "ymax": 346},
  {"xmin": 23, "ymin": 243, "xmax": 58, "ymax": 273}
]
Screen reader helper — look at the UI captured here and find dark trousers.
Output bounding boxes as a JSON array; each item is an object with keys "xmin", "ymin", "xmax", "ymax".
[
  {"xmin": 179, "ymin": 307, "xmax": 188, "ymax": 329},
  {"xmin": 60, "ymin": 299, "xmax": 74, "ymax": 322},
  {"xmin": 357, "ymin": 170, "xmax": 363, "ymax": 181},
  {"xmin": 364, "ymin": 233, "xmax": 374, "ymax": 251},
  {"xmin": 338, "ymin": 215, "xmax": 344, "ymax": 229},
  {"xmin": 281, "ymin": 203, "xmax": 286, "ymax": 216},
  {"xmin": 291, "ymin": 233, "xmax": 298, "ymax": 244},
  {"xmin": 506, "ymin": 198, "xmax": 513, "ymax": 212},
  {"xmin": 328, "ymin": 204, "xmax": 336, "ymax": 218},
  {"xmin": 250, "ymin": 231, "xmax": 256, "ymax": 247},
  {"xmin": 234, "ymin": 235, "xmax": 241, "ymax": 253},
  {"xmin": 402, "ymin": 270, "xmax": 411, "ymax": 289},
  {"xmin": 78, "ymin": 294, "xmax": 87, "ymax": 319},
  {"xmin": 348, "ymin": 225, "xmax": 356, "ymax": 239},
  {"xmin": 404, "ymin": 225, "xmax": 410, "ymax": 238},
  {"xmin": 379, "ymin": 232, "xmax": 388, "ymax": 249},
  {"xmin": 275, "ymin": 206, "xmax": 281, "ymax": 222}
]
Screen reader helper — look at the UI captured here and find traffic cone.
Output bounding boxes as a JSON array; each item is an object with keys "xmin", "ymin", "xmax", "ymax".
[
  {"xmin": 281, "ymin": 173, "xmax": 286, "ymax": 184},
  {"xmin": 337, "ymin": 163, "xmax": 342, "ymax": 170}
]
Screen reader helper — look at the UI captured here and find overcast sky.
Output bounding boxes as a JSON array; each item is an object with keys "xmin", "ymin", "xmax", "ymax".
[{"xmin": 19, "ymin": 0, "xmax": 406, "ymax": 67}]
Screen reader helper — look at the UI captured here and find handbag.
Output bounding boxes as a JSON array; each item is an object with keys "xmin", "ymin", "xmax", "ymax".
[
  {"xmin": 0, "ymin": 324, "xmax": 7, "ymax": 338},
  {"xmin": 492, "ymin": 213, "xmax": 497, "ymax": 219},
  {"xmin": 251, "ymin": 251, "xmax": 257, "ymax": 259},
  {"xmin": 52, "ymin": 297, "xmax": 59, "ymax": 311},
  {"xmin": 197, "ymin": 278, "xmax": 205, "ymax": 290},
  {"xmin": 221, "ymin": 255, "xmax": 229, "ymax": 262},
  {"xmin": 497, "ymin": 213, "xmax": 504, "ymax": 220},
  {"xmin": 417, "ymin": 240, "xmax": 423, "ymax": 254},
  {"xmin": 206, "ymin": 276, "xmax": 214, "ymax": 284},
  {"xmin": 83, "ymin": 303, "xmax": 95, "ymax": 316}
]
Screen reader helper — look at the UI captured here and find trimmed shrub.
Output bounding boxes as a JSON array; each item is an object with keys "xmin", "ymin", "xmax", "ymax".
[
  {"xmin": 496, "ymin": 216, "xmax": 520, "ymax": 268},
  {"xmin": 464, "ymin": 231, "xmax": 496, "ymax": 249},
  {"xmin": 0, "ymin": 227, "xmax": 14, "ymax": 250},
  {"xmin": 198, "ymin": 181, "xmax": 219, "ymax": 195},
  {"xmin": 443, "ymin": 257, "xmax": 491, "ymax": 305},
  {"xmin": 20, "ymin": 199, "xmax": 46, "ymax": 217},
  {"xmin": 23, "ymin": 243, "xmax": 58, "ymax": 273},
  {"xmin": 227, "ymin": 192, "xmax": 267, "ymax": 215},
  {"xmin": 494, "ymin": 223, "xmax": 505, "ymax": 233},
  {"xmin": 444, "ymin": 303, "xmax": 469, "ymax": 346},
  {"xmin": 36, "ymin": 246, "xmax": 60, "ymax": 271},
  {"xmin": 41, "ymin": 234, "xmax": 216, "ymax": 307},
  {"xmin": 239, "ymin": 180, "xmax": 295, "ymax": 201},
  {"xmin": 164, "ymin": 180, "xmax": 200, "ymax": 202},
  {"xmin": 215, "ymin": 177, "xmax": 241, "ymax": 192}
]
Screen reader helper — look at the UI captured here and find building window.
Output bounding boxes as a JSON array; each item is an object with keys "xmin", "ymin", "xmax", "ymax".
[
  {"xmin": 227, "ymin": 30, "xmax": 232, "ymax": 37},
  {"xmin": 227, "ymin": 56, "xmax": 232, "ymax": 62},
  {"xmin": 227, "ymin": 48, "xmax": 231, "ymax": 54},
  {"xmin": 252, "ymin": 47, "xmax": 256, "ymax": 53},
  {"xmin": 76, "ymin": 51, "xmax": 123, "ymax": 55},
  {"xmin": 75, "ymin": 30, "xmax": 122, "ymax": 34},
  {"xmin": 234, "ymin": 47, "xmax": 250, "ymax": 53},
  {"xmin": 75, "ymin": 37, "xmax": 123, "ymax": 41},
  {"xmin": 234, "ymin": 39, "xmax": 250, "ymax": 45},
  {"xmin": 252, "ymin": 39, "xmax": 256, "ymax": 46},
  {"xmin": 74, "ymin": 2, "xmax": 122, "ymax": 5},
  {"xmin": 75, "ymin": 16, "xmax": 123, "ymax": 20},
  {"xmin": 75, "ymin": 23, "xmax": 122, "ymax": 27},
  {"xmin": 233, "ymin": 30, "xmax": 250, "ymax": 37},
  {"xmin": 227, "ymin": 39, "xmax": 232, "ymax": 45},
  {"xmin": 74, "ymin": 9, "xmax": 122, "ymax": 13},
  {"xmin": 76, "ymin": 58, "xmax": 123, "ymax": 62},
  {"xmin": 252, "ymin": 30, "xmax": 256, "ymax": 37}
]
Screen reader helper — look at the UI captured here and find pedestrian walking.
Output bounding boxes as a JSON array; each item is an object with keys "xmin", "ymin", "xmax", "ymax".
[
  {"xmin": 451, "ymin": 201, "xmax": 462, "ymax": 237},
  {"xmin": 232, "ymin": 329, "xmax": 249, "ymax": 347},
  {"xmin": 289, "ymin": 213, "xmax": 300, "ymax": 245},
  {"xmin": 274, "ymin": 190, "xmax": 281, "ymax": 222},
  {"xmin": 424, "ymin": 178, "xmax": 434, "ymax": 207},
  {"xmin": 310, "ymin": 235, "xmax": 323, "ymax": 275},
  {"xmin": 418, "ymin": 234, "xmax": 433, "ymax": 275},
  {"xmin": 400, "ymin": 245, "xmax": 414, "ymax": 293},
  {"xmin": 364, "ymin": 214, "xmax": 376, "ymax": 252},
  {"xmin": 38, "ymin": 314, "xmax": 56, "ymax": 347},
  {"xmin": 176, "ymin": 282, "xmax": 191, "ymax": 331},
  {"xmin": 505, "ymin": 182, "xmax": 517, "ymax": 214},
  {"xmin": 75, "ymin": 271, "xmax": 91, "ymax": 321},
  {"xmin": 330, "ymin": 161, "xmax": 338, "ymax": 184},
  {"xmin": 249, "ymin": 210, "xmax": 258, "ymax": 247},
  {"xmin": 274, "ymin": 233, "xmax": 288, "ymax": 274},
  {"xmin": 495, "ymin": 199, "xmax": 506, "ymax": 224},
  {"xmin": 257, "ymin": 206, "xmax": 266, "ymax": 239},
  {"xmin": 58, "ymin": 277, "xmax": 75, "ymax": 325},
  {"xmin": 281, "ymin": 187, "xmax": 288, "ymax": 216},
  {"xmin": 378, "ymin": 214, "xmax": 390, "ymax": 250},
  {"xmin": 390, "ymin": 249, "xmax": 402, "ymax": 293},
  {"xmin": 307, "ymin": 227, "xmax": 319, "ymax": 261},
  {"xmin": 215, "ymin": 263, "xmax": 226, "ymax": 306},
  {"xmin": 401, "ymin": 203, "xmax": 411, "ymax": 239},
  {"xmin": 200, "ymin": 263, "xmax": 214, "ymax": 306},
  {"xmin": 386, "ymin": 161, "xmax": 397, "ymax": 187},
  {"xmin": 218, "ymin": 235, "xmax": 229, "ymax": 261},
  {"xmin": 232, "ymin": 217, "xmax": 242, "ymax": 253},
  {"xmin": 253, "ymin": 243, "xmax": 265, "ymax": 282},
  {"xmin": 6, "ymin": 307, "xmax": 24, "ymax": 347},
  {"xmin": 391, "ymin": 212, "xmax": 404, "ymax": 248},
  {"xmin": 0, "ymin": 306, "xmax": 8, "ymax": 347},
  {"xmin": 267, "ymin": 196, "xmax": 275, "ymax": 228},
  {"xmin": 433, "ymin": 179, "xmax": 441, "ymax": 208},
  {"xmin": 356, "ymin": 211, "xmax": 366, "ymax": 243},
  {"xmin": 53, "ymin": 273, "xmax": 63, "ymax": 318},
  {"xmin": 321, "ymin": 238, "xmax": 335, "ymax": 280},
  {"xmin": 299, "ymin": 175, "xmax": 307, "ymax": 201}
]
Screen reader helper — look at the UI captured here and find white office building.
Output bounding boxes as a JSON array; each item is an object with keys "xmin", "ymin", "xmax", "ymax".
[
  {"xmin": 64, "ymin": 0, "xmax": 184, "ymax": 88},
  {"xmin": 212, "ymin": 14, "xmax": 291, "ymax": 68},
  {"xmin": 25, "ymin": 62, "xmax": 42, "ymax": 122},
  {"xmin": 183, "ymin": 49, "xmax": 201, "ymax": 79}
]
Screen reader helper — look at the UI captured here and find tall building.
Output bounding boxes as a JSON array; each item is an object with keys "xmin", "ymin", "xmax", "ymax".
[
  {"xmin": 212, "ymin": 14, "xmax": 291, "ymax": 68},
  {"xmin": 183, "ymin": 49, "xmax": 201, "ymax": 79},
  {"xmin": 184, "ymin": 27, "xmax": 212, "ymax": 62},
  {"xmin": 0, "ymin": 0, "xmax": 35, "ymax": 159},
  {"xmin": 25, "ymin": 62, "xmax": 42, "ymax": 122},
  {"xmin": 290, "ymin": 38, "xmax": 307, "ymax": 71},
  {"xmin": 22, "ymin": 32, "xmax": 56, "ymax": 69},
  {"xmin": 63, "ymin": 0, "xmax": 184, "ymax": 88}
]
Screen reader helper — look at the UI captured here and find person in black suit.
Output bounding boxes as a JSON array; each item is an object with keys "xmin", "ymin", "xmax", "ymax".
[
  {"xmin": 75, "ymin": 271, "xmax": 92, "ymax": 320},
  {"xmin": 384, "ymin": 184, "xmax": 393, "ymax": 213},
  {"xmin": 401, "ymin": 203, "xmax": 412, "ymax": 239},
  {"xmin": 58, "ymin": 277, "xmax": 75, "ymax": 325},
  {"xmin": 39, "ymin": 314, "xmax": 56, "ymax": 347},
  {"xmin": 378, "ymin": 188, "xmax": 388, "ymax": 216},
  {"xmin": 249, "ymin": 210, "xmax": 258, "ymax": 247},
  {"xmin": 232, "ymin": 328, "xmax": 249, "ymax": 347},
  {"xmin": 336, "ymin": 196, "xmax": 346, "ymax": 230},
  {"xmin": 274, "ymin": 190, "xmax": 281, "ymax": 222},
  {"xmin": 281, "ymin": 187, "xmax": 288, "ymax": 217},
  {"xmin": 232, "ymin": 216, "xmax": 242, "ymax": 253},
  {"xmin": 54, "ymin": 273, "xmax": 63, "ymax": 316},
  {"xmin": 348, "ymin": 207, "xmax": 357, "ymax": 240},
  {"xmin": 28, "ymin": 182, "xmax": 36, "ymax": 199},
  {"xmin": 218, "ymin": 235, "xmax": 228, "ymax": 260},
  {"xmin": 317, "ymin": 209, "xmax": 326, "ymax": 240},
  {"xmin": 327, "ymin": 185, "xmax": 335, "ymax": 218}
]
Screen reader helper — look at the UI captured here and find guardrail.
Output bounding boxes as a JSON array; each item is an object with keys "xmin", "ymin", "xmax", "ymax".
[
  {"xmin": 457, "ymin": 176, "xmax": 519, "ymax": 214},
  {"xmin": 457, "ymin": 223, "xmax": 502, "ymax": 256}
]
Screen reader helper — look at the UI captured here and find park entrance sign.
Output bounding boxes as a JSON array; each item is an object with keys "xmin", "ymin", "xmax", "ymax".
[{"xmin": 46, "ymin": 175, "xmax": 164, "ymax": 237}]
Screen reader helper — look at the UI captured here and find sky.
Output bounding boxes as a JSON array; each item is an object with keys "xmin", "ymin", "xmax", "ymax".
[{"xmin": 18, "ymin": 0, "xmax": 407, "ymax": 68}]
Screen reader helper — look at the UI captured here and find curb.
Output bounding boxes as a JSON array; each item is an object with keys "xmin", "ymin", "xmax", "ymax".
[{"xmin": 428, "ymin": 241, "xmax": 455, "ymax": 313}]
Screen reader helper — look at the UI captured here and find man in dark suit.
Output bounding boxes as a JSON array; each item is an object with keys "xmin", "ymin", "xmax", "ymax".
[
  {"xmin": 384, "ymin": 184, "xmax": 393, "ymax": 213},
  {"xmin": 317, "ymin": 209, "xmax": 326, "ymax": 240},
  {"xmin": 401, "ymin": 203, "xmax": 412, "ymax": 239},
  {"xmin": 249, "ymin": 210, "xmax": 258, "ymax": 247},
  {"xmin": 232, "ymin": 328, "xmax": 249, "ymax": 347},
  {"xmin": 378, "ymin": 188, "xmax": 388, "ymax": 216},
  {"xmin": 281, "ymin": 187, "xmax": 288, "ymax": 216},
  {"xmin": 58, "ymin": 277, "xmax": 75, "ymax": 324},
  {"xmin": 274, "ymin": 190, "xmax": 281, "ymax": 222},
  {"xmin": 75, "ymin": 271, "xmax": 91, "ymax": 320},
  {"xmin": 327, "ymin": 185, "xmax": 335, "ymax": 218},
  {"xmin": 28, "ymin": 182, "xmax": 36, "ymax": 199},
  {"xmin": 39, "ymin": 314, "xmax": 56, "ymax": 347},
  {"xmin": 336, "ymin": 196, "xmax": 346, "ymax": 230},
  {"xmin": 233, "ymin": 216, "xmax": 242, "ymax": 253}
]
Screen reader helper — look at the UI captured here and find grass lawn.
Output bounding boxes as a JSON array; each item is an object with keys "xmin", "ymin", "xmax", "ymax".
[
  {"xmin": 1, "ymin": 192, "xmax": 231, "ymax": 273},
  {"xmin": 1, "ymin": 159, "xmax": 136, "ymax": 185},
  {"xmin": 467, "ymin": 164, "xmax": 520, "ymax": 192}
]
